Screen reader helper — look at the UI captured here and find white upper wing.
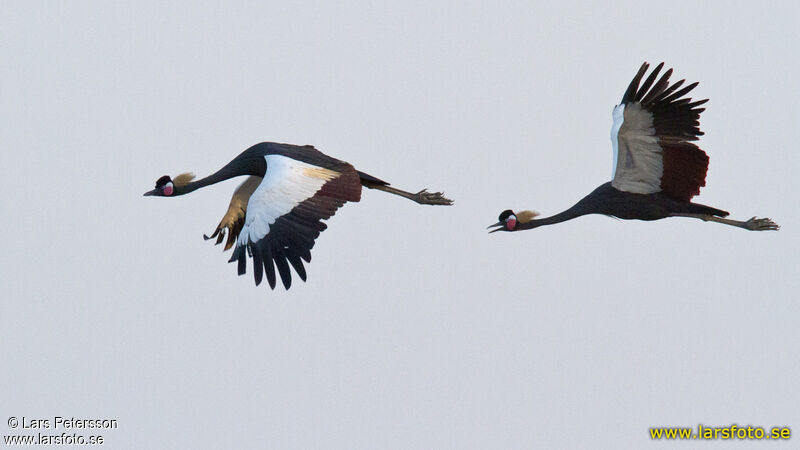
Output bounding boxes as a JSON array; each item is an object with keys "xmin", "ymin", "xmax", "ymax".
[
  {"xmin": 238, "ymin": 154, "xmax": 339, "ymax": 246},
  {"xmin": 221, "ymin": 143, "xmax": 363, "ymax": 290},
  {"xmin": 610, "ymin": 102, "xmax": 663, "ymax": 194}
]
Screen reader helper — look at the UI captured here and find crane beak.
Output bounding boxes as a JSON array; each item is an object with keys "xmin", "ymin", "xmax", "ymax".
[
  {"xmin": 143, "ymin": 189, "xmax": 157, "ymax": 196},
  {"xmin": 487, "ymin": 221, "xmax": 504, "ymax": 233}
]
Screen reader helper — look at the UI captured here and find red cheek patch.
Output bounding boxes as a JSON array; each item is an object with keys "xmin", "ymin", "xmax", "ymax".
[
  {"xmin": 163, "ymin": 185, "xmax": 174, "ymax": 196},
  {"xmin": 506, "ymin": 218, "xmax": 516, "ymax": 230}
]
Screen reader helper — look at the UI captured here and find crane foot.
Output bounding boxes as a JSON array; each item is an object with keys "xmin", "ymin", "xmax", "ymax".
[
  {"xmin": 413, "ymin": 189, "xmax": 453, "ymax": 206},
  {"xmin": 744, "ymin": 217, "xmax": 780, "ymax": 231}
]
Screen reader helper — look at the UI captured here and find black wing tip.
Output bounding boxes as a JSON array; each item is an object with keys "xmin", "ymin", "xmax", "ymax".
[
  {"xmin": 621, "ymin": 62, "xmax": 650, "ymax": 103},
  {"xmin": 633, "ymin": 62, "xmax": 665, "ymax": 102},
  {"xmin": 205, "ymin": 231, "xmax": 226, "ymax": 247},
  {"xmin": 237, "ymin": 251, "xmax": 247, "ymax": 276},
  {"xmin": 625, "ymin": 63, "xmax": 705, "ymax": 108},
  {"xmin": 228, "ymin": 244, "xmax": 311, "ymax": 291}
]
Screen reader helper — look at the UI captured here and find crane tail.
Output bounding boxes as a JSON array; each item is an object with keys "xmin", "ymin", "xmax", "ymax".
[
  {"xmin": 357, "ymin": 170, "xmax": 389, "ymax": 187},
  {"xmin": 686, "ymin": 202, "xmax": 729, "ymax": 217}
]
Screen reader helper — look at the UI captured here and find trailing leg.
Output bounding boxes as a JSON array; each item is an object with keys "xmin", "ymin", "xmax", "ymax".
[
  {"xmin": 365, "ymin": 184, "xmax": 453, "ymax": 205},
  {"xmin": 671, "ymin": 213, "xmax": 779, "ymax": 231},
  {"xmin": 357, "ymin": 171, "xmax": 453, "ymax": 205}
]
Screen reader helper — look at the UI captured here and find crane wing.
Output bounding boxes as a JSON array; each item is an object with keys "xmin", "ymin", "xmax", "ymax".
[
  {"xmin": 229, "ymin": 154, "xmax": 361, "ymax": 290},
  {"xmin": 204, "ymin": 176, "xmax": 262, "ymax": 251},
  {"xmin": 610, "ymin": 62, "xmax": 709, "ymax": 201}
]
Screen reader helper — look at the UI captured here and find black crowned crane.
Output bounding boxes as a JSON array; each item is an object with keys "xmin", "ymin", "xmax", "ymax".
[
  {"xmin": 145, "ymin": 142, "xmax": 452, "ymax": 289},
  {"xmin": 489, "ymin": 62, "xmax": 779, "ymax": 234}
]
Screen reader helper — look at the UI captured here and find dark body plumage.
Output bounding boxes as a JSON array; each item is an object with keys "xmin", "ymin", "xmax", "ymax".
[{"xmin": 571, "ymin": 182, "xmax": 727, "ymax": 221}]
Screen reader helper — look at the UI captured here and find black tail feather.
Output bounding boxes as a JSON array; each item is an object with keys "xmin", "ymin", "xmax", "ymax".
[
  {"xmin": 357, "ymin": 170, "xmax": 389, "ymax": 187},
  {"xmin": 688, "ymin": 202, "xmax": 729, "ymax": 217}
]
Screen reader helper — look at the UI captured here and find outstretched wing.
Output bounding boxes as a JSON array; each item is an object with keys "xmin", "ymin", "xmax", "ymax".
[
  {"xmin": 610, "ymin": 62, "xmax": 709, "ymax": 201},
  {"xmin": 229, "ymin": 153, "xmax": 362, "ymax": 290},
  {"xmin": 204, "ymin": 176, "xmax": 262, "ymax": 250}
]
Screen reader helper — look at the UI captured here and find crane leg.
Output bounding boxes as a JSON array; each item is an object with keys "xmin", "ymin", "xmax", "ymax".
[
  {"xmin": 363, "ymin": 183, "xmax": 453, "ymax": 205},
  {"xmin": 670, "ymin": 213, "xmax": 779, "ymax": 231}
]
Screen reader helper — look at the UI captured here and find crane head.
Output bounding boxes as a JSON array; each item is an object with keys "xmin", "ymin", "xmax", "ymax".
[
  {"xmin": 487, "ymin": 209, "xmax": 539, "ymax": 233},
  {"xmin": 143, "ymin": 175, "xmax": 174, "ymax": 197},
  {"xmin": 143, "ymin": 173, "xmax": 195, "ymax": 197}
]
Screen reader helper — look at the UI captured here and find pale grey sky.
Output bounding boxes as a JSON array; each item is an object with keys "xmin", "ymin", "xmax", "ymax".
[{"xmin": 1, "ymin": 1, "xmax": 798, "ymax": 449}]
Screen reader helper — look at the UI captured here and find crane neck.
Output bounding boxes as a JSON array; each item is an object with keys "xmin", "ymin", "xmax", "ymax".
[
  {"xmin": 515, "ymin": 202, "xmax": 590, "ymax": 230},
  {"xmin": 174, "ymin": 149, "xmax": 267, "ymax": 195}
]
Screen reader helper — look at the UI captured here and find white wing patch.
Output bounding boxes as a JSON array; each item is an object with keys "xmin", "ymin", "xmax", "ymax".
[
  {"xmin": 238, "ymin": 155, "xmax": 340, "ymax": 246},
  {"xmin": 610, "ymin": 104, "xmax": 625, "ymax": 178},
  {"xmin": 610, "ymin": 102, "xmax": 663, "ymax": 194}
]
